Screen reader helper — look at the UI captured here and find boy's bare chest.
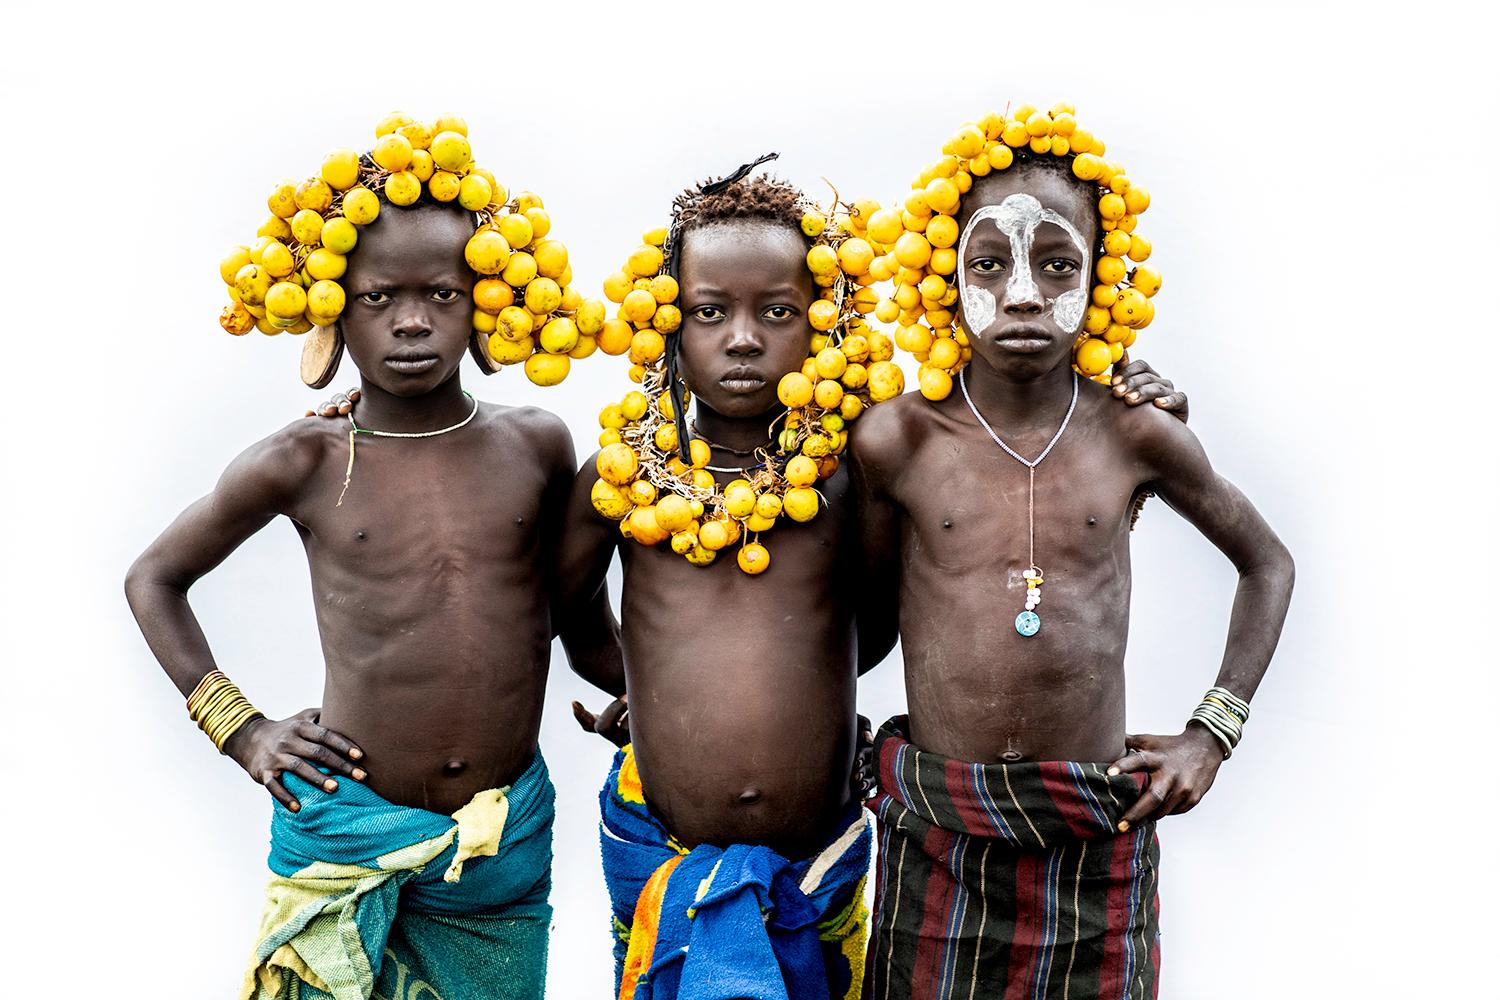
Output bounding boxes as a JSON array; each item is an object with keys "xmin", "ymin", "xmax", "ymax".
[{"xmin": 895, "ymin": 429, "xmax": 1142, "ymax": 570}]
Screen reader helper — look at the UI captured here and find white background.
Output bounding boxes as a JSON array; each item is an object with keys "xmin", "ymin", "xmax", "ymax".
[{"xmin": 2, "ymin": 2, "xmax": 1495, "ymax": 996}]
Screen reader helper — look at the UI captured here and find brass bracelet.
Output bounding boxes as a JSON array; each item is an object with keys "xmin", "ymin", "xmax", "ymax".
[{"xmin": 186, "ymin": 670, "xmax": 265, "ymax": 752}]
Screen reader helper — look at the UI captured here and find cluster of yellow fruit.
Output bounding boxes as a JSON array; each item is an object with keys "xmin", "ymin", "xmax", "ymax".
[
  {"xmin": 215, "ymin": 112, "xmax": 604, "ymax": 388},
  {"xmin": 869, "ymin": 102, "xmax": 1162, "ymax": 401},
  {"xmin": 589, "ymin": 208, "xmax": 904, "ymax": 575}
]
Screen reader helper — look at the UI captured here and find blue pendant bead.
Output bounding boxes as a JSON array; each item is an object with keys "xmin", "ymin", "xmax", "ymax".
[{"xmin": 1015, "ymin": 610, "xmax": 1040, "ymax": 637}]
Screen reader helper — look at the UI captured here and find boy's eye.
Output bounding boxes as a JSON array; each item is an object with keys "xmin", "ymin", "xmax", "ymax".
[
  {"xmin": 691, "ymin": 305, "xmax": 724, "ymax": 321},
  {"xmin": 432, "ymin": 289, "xmax": 462, "ymax": 302},
  {"xmin": 1041, "ymin": 259, "xmax": 1079, "ymax": 275},
  {"xmin": 971, "ymin": 258, "xmax": 1004, "ymax": 274},
  {"xmin": 358, "ymin": 291, "xmax": 390, "ymax": 304},
  {"xmin": 764, "ymin": 305, "xmax": 798, "ymax": 320}
]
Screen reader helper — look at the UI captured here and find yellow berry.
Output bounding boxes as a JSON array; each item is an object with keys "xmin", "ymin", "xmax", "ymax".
[
  {"xmin": 384, "ymin": 170, "xmax": 421, "ymax": 206},
  {"xmin": 621, "ymin": 288, "xmax": 658, "ymax": 325},
  {"xmin": 525, "ymin": 277, "xmax": 563, "ymax": 315},
  {"xmin": 919, "ymin": 366, "xmax": 953, "ymax": 400},
  {"xmin": 268, "ymin": 181, "xmax": 298, "ymax": 219},
  {"xmin": 341, "ymin": 187, "xmax": 380, "ymax": 225},
  {"xmin": 894, "ymin": 232, "xmax": 932, "ymax": 269},
  {"xmin": 290, "ymin": 209, "xmax": 324, "ymax": 247},
  {"xmin": 598, "ymin": 319, "xmax": 634, "ymax": 356},
  {"xmin": 499, "ymin": 213, "xmax": 534, "ymax": 250},
  {"xmin": 652, "ymin": 304, "xmax": 682, "ymax": 335},
  {"xmin": 321, "ymin": 149, "xmax": 361, "ymax": 191},
  {"xmin": 808, "ymin": 299, "xmax": 839, "ymax": 332},
  {"xmin": 219, "ymin": 246, "xmax": 253, "ymax": 285},
  {"xmin": 501, "ymin": 251, "xmax": 538, "ymax": 287},
  {"xmin": 305, "ymin": 248, "xmax": 346, "ymax": 281},
  {"xmin": 1096, "ymin": 256, "xmax": 1127, "ymax": 286},
  {"xmin": 630, "ymin": 329, "xmax": 666, "ymax": 363},
  {"xmin": 294, "ymin": 178, "xmax": 333, "ymax": 213},
  {"xmin": 806, "ymin": 244, "xmax": 839, "ymax": 278},
  {"xmin": 801, "ymin": 213, "xmax": 827, "ymax": 237},
  {"xmin": 627, "ymin": 244, "xmax": 664, "ymax": 278},
  {"xmin": 737, "ymin": 543, "xmax": 771, "ymax": 575},
  {"xmin": 465, "ymin": 229, "xmax": 511, "ymax": 275},
  {"xmin": 429, "ymin": 131, "xmax": 472, "ymax": 172},
  {"xmin": 538, "ymin": 316, "xmax": 579, "ymax": 354},
  {"xmin": 259, "ymin": 240, "xmax": 295, "ymax": 278},
  {"xmin": 1075, "ymin": 338, "xmax": 1112, "ymax": 376},
  {"xmin": 867, "ymin": 360, "xmax": 905, "ymax": 402},
  {"xmin": 372, "ymin": 133, "xmax": 414, "ymax": 172},
  {"xmin": 838, "ymin": 238, "xmax": 875, "ymax": 276},
  {"xmin": 1103, "ymin": 230, "xmax": 1132, "ymax": 258},
  {"xmin": 1124, "ymin": 185, "xmax": 1150, "ymax": 215},
  {"xmin": 778, "ymin": 372, "xmax": 815, "ymax": 408},
  {"xmin": 456, "ymin": 173, "xmax": 492, "ymax": 211},
  {"xmin": 524, "ymin": 351, "xmax": 570, "ymax": 387},
  {"xmin": 306, "ymin": 279, "xmax": 345, "ymax": 321},
  {"xmin": 264, "ymin": 281, "xmax": 307, "ymax": 320},
  {"xmin": 591, "ymin": 478, "xmax": 632, "ymax": 519}
]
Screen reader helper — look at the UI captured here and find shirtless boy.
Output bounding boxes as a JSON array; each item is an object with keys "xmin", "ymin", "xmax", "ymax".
[
  {"xmin": 558, "ymin": 163, "xmax": 1185, "ymax": 999},
  {"xmin": 126, "ymin": 120, "xmax": 594, "ymax": 1000},
  {"xmin": 852, "ymin": 107, "xmax": 1295, "ymax": 998}
]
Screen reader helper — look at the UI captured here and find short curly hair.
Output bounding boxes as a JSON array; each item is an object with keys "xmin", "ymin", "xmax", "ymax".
[{"xmin": 673, "ymin": 172, "xmax": 808, "ymax": 242}]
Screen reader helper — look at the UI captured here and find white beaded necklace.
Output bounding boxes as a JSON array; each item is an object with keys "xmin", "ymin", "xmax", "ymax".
[
  {"xmin": 336, "ymin": 392, "xmax": 479, "ymax": 507},
  {"xmin": 958, "ymin": 368, "xmax": 1079, "ymax": 637}
]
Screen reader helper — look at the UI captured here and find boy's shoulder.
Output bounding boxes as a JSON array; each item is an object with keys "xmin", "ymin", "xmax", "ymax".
[
  {"xmin": 217, "ymin": 415, "xmax": 345, "ymax": 511},
  {"xmin": 1080, "ymin": 376, "xmax": 1201, "ymax": 471},
  {"xmin": 850, "ymin": 388, "xmax": 956, "ymax": 482},
  {"xmin": 474, "ymin": 401, "xmax": 575, "ymax": 468}
]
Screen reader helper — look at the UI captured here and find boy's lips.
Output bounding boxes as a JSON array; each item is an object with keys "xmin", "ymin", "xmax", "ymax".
[
  {"xmin": 385, "ymin": 351, "xmax": 441, "ymax": 374},
  {"xmin": 718, "ymin": 368, "xmax": 768, "ymax": 393},
  {"xmin": 993, "ymin": 323, "xmax": 1054, "ymax": 354}
]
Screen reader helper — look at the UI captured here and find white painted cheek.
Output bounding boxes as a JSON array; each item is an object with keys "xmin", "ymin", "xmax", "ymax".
[
  {"xmin": 963, "ymin": 284, "xmax": 996, "ymax": 333},
  {"xmin": 1053, "ymin": 289, "xmax": 1086, "ymax": 333}
]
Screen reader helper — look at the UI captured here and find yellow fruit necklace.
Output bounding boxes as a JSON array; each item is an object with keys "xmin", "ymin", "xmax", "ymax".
[
  {"xmin": 591, "ymin": 156, "xmax": 905, "ymax": 575},
  {"xmin": 958, "ymin": 368, "xmax": 1079, "ymax": 637}
]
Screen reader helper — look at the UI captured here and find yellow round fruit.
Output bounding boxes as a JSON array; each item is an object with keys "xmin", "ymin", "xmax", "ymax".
[
  {"xmin": 723, "ymin": 482, "xmax": 757, "ymax": 519},
  {"xmin": 745, "ymin": 513, "xmax": 777, "ymax": 533},
  {"xmin": 427, "ymin": 170, "xmax": 461, "ymax": 203},
  {"xmin": 778, "ymin": 372, "xmax": 815, "ymax": 408},
  {"xmin": 621, "ymin": 288, "xmax": 658, "ymax": 325},
  {"xmin": 465, "ymin": 229, "xmax": 511, "ymax": 275},
  {"xmin": 500, "ymin": 251, "xmax": 537, "ymax": 287},
  {"xmin": 671, "ymin": 530, "xmax": 699, "ymax": 555},
  {"xmin": 473, "ymin": 279, "xmax": 515, "ymax": 314},
  {"xmin": 806, "ymin": 244, "xmax": 839, "ymax": 277},
  {"xmin": 265, "ymin": 281, "xmax": 307, "ymax": 320},
  {"xmin": 384, "ymin": 170, "xmax": 421, "ymax": 206},
  {"xmin": 919, "ymin": 365, "xmax": 954, "ymax": 400},
  {"xmin": 737, "ymin": 543, "xmax": 771, "ymax": 575},
  {"xmin": 292, "ymin": 178, "xmax": 332, "ymax": 213},
  {"xmin": 648, "ymin": 274, "xmax": 678, "ymax": 304},
  {"xmin": 814, "ymin": 379, "xmax": 844, "ymax": 409},
  {"xmin": 306, "ymin": 279, "xmax": 346, "ymax": 320},
  {"xmin": 813, "ymin": 347, "xmax": 847, "ymax": 380},
  {"xmin": 1131, "ymin": 265, "xmax": 1162, "ymax": 297},
  {"xmin": 603, "ymin": 271, "xmax": 633, "ymax": 304},
  {"xmin": 319, "ymin": 218, "xmax": 357, "ymax": 256},
  {"xmin": 808, "ymin": 299, "xmax": 838, "ymax": 332},
  {"xmin": 524, "ymin": 277, "xmax": 563, "ymax": 315},
  {"xmin": 372, "ymin": 133, "xmax": 414, "ymax": 172},
  {"xmin": 894, "ymin": 231, "xmax": 933, "ymax": 269},
  {"xmin": 924, "ymin": 177, "xmax": 961, "ymax": 214},
  {"xmin": 305, "ymin": 248, "xmax": 347, "ymax": 281},
  {"xmin": 655, "ymin": 494, "xmax": 694, "ymax": 533},
  {"xmin": 498, "ymin": 212, "xmax": 534, "ymax": 250},
  {"xmin": 867, "ymin": 208, "xmax": 904, "ymax": 246},
  {"xmin": 496, "ymin": 306, "xmax": 534, "ymax": 341},
  {"xmin": 341, "ymin": 186, "xmax": 380, "ymax": 225},
  {"xmin": 838, "ymin": 238, "xmax": 875, "ymax": 276},
  {"xmin": 453, "ymin": 173, "xmax": 490, "ymax": 212},
  {"xmin": 268, "ymin": 181, "xmax": 298, "ymax": 219},
  {"xmin": 573, "ymin": 297, "xmax": 606, "ymax": 336},
  {"xmin": 1127, "ymin": 236, "xmax": 1152, "ymax": 263},
  {"xmin": 654, "ymin": 423, "xmax": 678, "ymax": 453},
  {"xmin": 785, "ymin": 455, "xmax": 819, "ymax": 488},
  {"xmin": 259, "ymin": 241, "xmax": 295, "ymax": 278},
  {"xmin": 698, "ymin": 520, "xmax": 732, "ymax": 551},
  {"xmin": 1103, "ymin": 230, "xmax": 1132, "ymax": 258},
  {"xmin": 867, "ymin": 360, "xmax": 905, "ymax": 402},
  {"xmin": 433, "ymin": 114, "xmax": 467, "ymax": 136},
  {"xmin": 630, "ymin": 329, "xmax": 666, "ymax": 363},
  {"xmin": 598, "ymin": 319, "xmax": 633, "ymax": 356},
  {"xmin": 783, "ymin": 486, "xmax": 819, "ymax": 522},
  {"xmin": 429, "ymin": 131, "xmax": 472, "ymax": 172},
  {"xmin": 538, "ymin": 316, "xmax": 579, "ymax": 354},
  {"xmin": 234, "ymin": 263, "xmax": 272, "ymax": 306},
  {"xmin": 523, "ymin": 351, "xmax": 568, "ymax": 386},
  {"xmin": 627, "ymin": 506, "xmax": 668, "ymax": 546},
  {"xmin": 591, "ymin": 478, "xmax": 632, "ymax": 519},
  {"xmin": 404, "ymin": 148, "xmax": 433, "ymax": 182},
  {"xmin": 1075, "ymin": 338, "xmax": 1112, "ymax": 376},
  {"xmin": 219, "ymin": 302, "xmax": 255, "ymax": 335},
  {"xmin": 488, "ymin": 333, "xmax": 533, "ymax": 364},
  {"xmin": 1124, "ymin": 185, "xmax": 1150, "ymax": 215},
  {"xmin": 321, "ymin": 148, "xmax": 361, "ymax": 191},
  {"xmin": 652, "ymin": 304, "xmax": 682, "ymax": 335},
  {"xmin": 527, "ymin": 240, "xmax": 566, "ymax": 280},
  {"xmin": 220, "ymin": 245, "xmax": 253, "ymax": 285},
  {"xmin": 614, "ymin": 391, "xmax": 646, "ymax": 422},
  {"xmin": 801, "ymin": 213, "xmax": 827, "ymax": 237},
  {"xmin": 290, "ymin": 209, "xmax": 324, "ymax": 247},
  {"xmin": 627, "ymin": 244, "xmax": 664, "ymax": 278}
]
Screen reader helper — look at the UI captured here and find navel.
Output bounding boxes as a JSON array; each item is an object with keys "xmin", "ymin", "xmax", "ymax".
[
  {"xmin": 1085, "ymin": 517, "xmax": 1097, "ymax": 527},
  {"xmin": 738, "ymin": 787, "xmax": 762, "ymax": 804},
  {"xmin": 355, "ymin": 530, "xmax": 367, "ymax": 541},
  {"xmin": 443, "ymin": 759, "xmax": 467, "ymax": 776},
  {"xmin": 1000, "ymin": 749, "xmax": 1025, "ymax": 763}
]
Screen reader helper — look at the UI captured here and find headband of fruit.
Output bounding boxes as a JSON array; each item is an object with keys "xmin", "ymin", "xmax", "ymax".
[
  {"xmin": 216, "ymin": 112, "xmax": 605, "ymax": 389},
  {"xmin": 590, "ymin": 155, "xmax": 904, "ymax": 575},
  {"xmin": 867, "ymin": 102, "xmax": 1161, "ymax": 400}
]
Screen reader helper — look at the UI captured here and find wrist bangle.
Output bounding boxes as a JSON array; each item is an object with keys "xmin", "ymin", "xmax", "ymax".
[
  {"xmin": 186, "ymin": 671, "xmax": 265, "ymax": 753},
  {"xmin": 1188, "ymin": 686, "xmax": 1250, "ymax": 759}
]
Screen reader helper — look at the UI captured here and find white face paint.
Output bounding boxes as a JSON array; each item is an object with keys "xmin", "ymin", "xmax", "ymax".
[{"xmin": 956, "ymin": 192, "xmax": 1090, "ymax": 337}]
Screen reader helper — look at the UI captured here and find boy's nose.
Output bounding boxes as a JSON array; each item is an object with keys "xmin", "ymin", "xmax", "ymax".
[
  {"xmin": 1002, "ymin": 278, "xmax": 1045, "ymax": 314},
  {"xmin": 392, "ymin": 311, "xmax": 432, "ymax": 337},
  {"xmin": 724, "ymin": 320, "xmax": 763, "ymax": 356}
]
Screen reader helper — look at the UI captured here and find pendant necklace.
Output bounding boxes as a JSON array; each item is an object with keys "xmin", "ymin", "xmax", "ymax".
[{"xmin": 958, "ymin": 368, "xmax": 1079, "ymax": 637}]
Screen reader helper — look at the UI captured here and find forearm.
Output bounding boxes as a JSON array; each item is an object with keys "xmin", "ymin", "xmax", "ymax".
[
  {"xmin": 558, "ymin": 585, "xmax": 626, "ymax": 697},
  {"xmin": 1210, "ymin": 542, "xmax": 1295, "ymax": 701}
]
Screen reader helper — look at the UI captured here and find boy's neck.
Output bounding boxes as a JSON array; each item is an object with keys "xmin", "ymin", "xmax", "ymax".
[
  {"xmin": 353, "ymin": 373, "xmax": 472, "ymax": 433},
  {"xmin": 689, "ymin": 403, "xmax": 780, "ymax": 456},
  {"xmin": 960, "ymin": 355, "xmax": 1077, "ymax": 430}
]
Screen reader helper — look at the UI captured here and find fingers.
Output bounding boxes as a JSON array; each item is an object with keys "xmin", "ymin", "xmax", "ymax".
[
  {"xmin": 1111, "ymin": 357, "xmax": 1153, "ymax": 383},
  {"xmin": 1113, "ymin": 373, "xmax": 1174, "ymax": 405},
  {"xmin": 1117, "ymin": 774, "xmax": 1174, "ymax": 830},
  {"xmin": 596, "ymin": 696, "xmax": 630, "ymax": 747},
  {"xmin": 295, "ymin": 720, "xmax": 366, "ymax": 776},
  {"xmin": 571, "ymin": 700, "xmax": 600, "ymax": 733},
  {"xmin": 283, "ymin": 753, "xmax": 339, "ymax": 793},
  {"xmin": 290, "ymin": 736, "xmax": 362, "ymax": 781},
  {"xmin": 263, "ymin": 775, "xmax": 301, "ymax": 812},
  {"xmin": 1108, "ymin": 745, "xmax": 1159, "ymax": 775}
]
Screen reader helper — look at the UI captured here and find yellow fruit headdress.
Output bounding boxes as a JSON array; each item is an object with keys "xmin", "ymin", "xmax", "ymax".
[
  {"xmin": 870, "ymin": 102, "xmax": 1162, "ymax": 401},
  {"xmin": 590, "ymin": 155, "xmax": 905, "ymax": 576},
  {"xmin": 216, "ymin": 111, "xmax": 604, "ymax": 389}
]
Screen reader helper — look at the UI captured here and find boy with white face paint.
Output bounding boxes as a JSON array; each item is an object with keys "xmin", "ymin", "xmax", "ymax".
[{"xmin": 851, "ymin": 150, "xmax": 1295, "ymax": 997}]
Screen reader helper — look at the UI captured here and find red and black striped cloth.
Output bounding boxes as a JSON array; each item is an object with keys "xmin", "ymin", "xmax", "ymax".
[{"xmin": 866, "ymin": 717, "xmax": 1160, "ymax": 1000}]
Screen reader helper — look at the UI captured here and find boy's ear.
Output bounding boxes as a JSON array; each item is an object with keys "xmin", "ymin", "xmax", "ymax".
[
  {"xmin": 468, "ymin": 331, "xmax": 501, "ymax": 376},
  {"xmin": 301, "ymin": 325, "xmax": 344, "ymax": 389}
]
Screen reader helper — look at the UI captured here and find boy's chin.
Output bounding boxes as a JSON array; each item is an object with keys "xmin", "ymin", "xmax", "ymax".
[
  {"xmin": 355, "ymin": 362, "xmax": 464, "ymax": 397},
  {"xmin": 969, "ymin": 344, "xmax": 1075, "ymax": 380},
  {"xmin": 691, "ymin": 388, "xmax": 780, "ymax": 421}
]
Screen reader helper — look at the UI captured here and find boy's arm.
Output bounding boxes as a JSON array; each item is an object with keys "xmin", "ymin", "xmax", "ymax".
[
  {"xmin": 849, "ymin": 409, "xmax": 904, "ymax": 675},
  {"xmin": 1111, "ymin": 355, "xmax": 1189, "ymax": 421},
  {"xmin": 1111, "ymin": 410, "xmax": 1295, "ymax": 828},
  {"xmin": 124, "ymin": 426, "xmax": 364, "ymax": 811},
  {"xmin": 554, "ymin": 454, "xmax": 626, "ymax": 699}
]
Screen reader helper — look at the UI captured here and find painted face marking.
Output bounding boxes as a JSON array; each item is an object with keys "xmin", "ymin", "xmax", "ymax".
[{"xmin": 957, "ymin": 193, "xmax": 1090, "ymax": 336}]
